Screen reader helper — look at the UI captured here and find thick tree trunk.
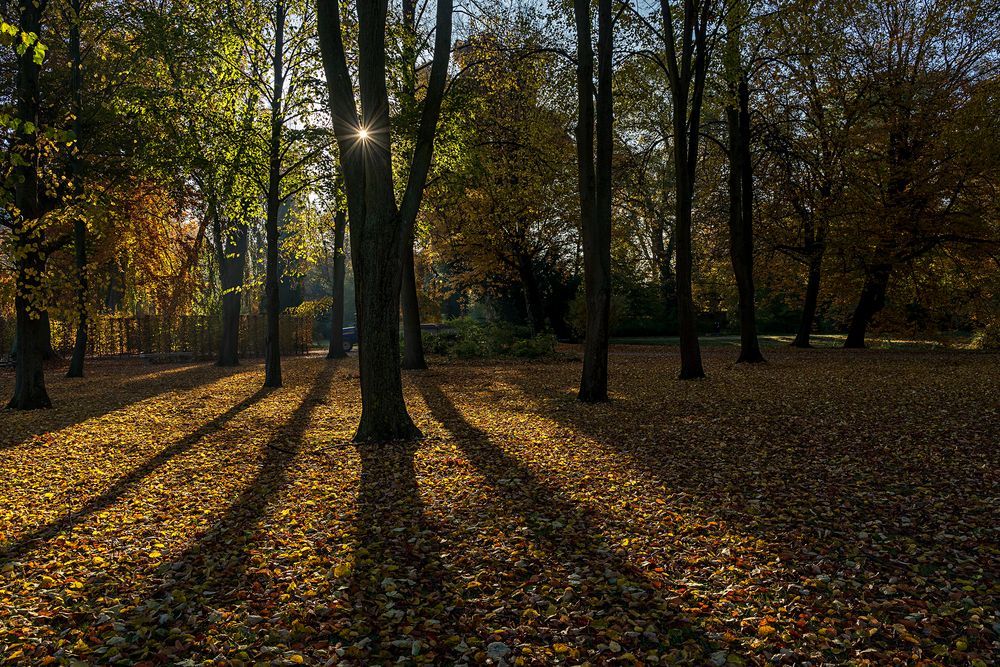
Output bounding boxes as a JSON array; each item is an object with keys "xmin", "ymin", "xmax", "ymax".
[
  {"xmin": 845, "ymin": 264, "xmax": 891, "ymax": 349},
  {"xmin": 9, "ymin": 256, "xmax": 51, "ymax": 410},
  {"xmin": 67, "ymin": 0, "xmax": 87, "ymax": 378},
  {"xmin": 318, "ymin": 0, "xmax": 444, "ymax": 441},
  {"xmin": 726, "ymin": 76, "xmax": 764, "ymax": 364},
  {"xmin": 8, "ymin": 0, "xmax": 52, "ymax": 409},
  {"xmin": 791, "ymin": 249, "xmax": 823, "ymax": 348},
  {"xmin": 400, "ymin": 248, "xmax": 426, "ymax": 369},
  {"xmin": 263, "ymin": 1, "xmax": 286, "ymax": 388},
  {"xmin": 327, "ymin": 209, "xmax": 348, "ymax": 359}
]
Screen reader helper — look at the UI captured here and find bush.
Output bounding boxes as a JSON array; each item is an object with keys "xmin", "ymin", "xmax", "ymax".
[
  {"xmin": 971, "ymin": 321, "xmax": 1000, "ymax": 350},
  {"xmin": 510, "ymin": 333, "xmax": 557, "ymax": 358},
  {"xmin": 422, "ymin": 317, "xmax": 556, "ymax": 359}
]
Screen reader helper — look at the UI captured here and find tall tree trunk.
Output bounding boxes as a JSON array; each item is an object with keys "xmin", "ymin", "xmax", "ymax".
[
  {"xmin": 661, "ymin": 0, "xmax": 708, "ymax": 379},
  {"xmin": 263, "ymin": 0, "xmax": 286, "ymax": 388},
  {"xmin": 845, "ymin": 264, "xmax": 891, "ymax": 349},
  {"xmin": 8, "ymin": 0, "xmax": 52, "ymax": 409},
  {"xmin": 726, "ymin": 73, "xmax": 764, "ymax": 363},
  {"xmin": 396, "ymin": 0, "xmax": 452, "ymax": 372},
  {"xmin": 327, "ymin": 209, "xmax": 348, "ymax": 359},
  {"xmin": 791, "ymin": 236, "xmax": 824, "ymax": 348},
  {"xmin": 318, "ymin": 0, "xmax": 452, "ymax": 441},
  {"xmin": 576, "ymin": 0, "xmax": 613, "ymax": 402},
  {"xmin": 400, "ymin": 249, "xmax": 426, "ymax": 368},
  {"xmin": 66, "ymin": 0, "xmax": 87, "ymax": 378},
  {"xmin": 398, "ymin": 0, "xmax": 426, "ymax": 371}
]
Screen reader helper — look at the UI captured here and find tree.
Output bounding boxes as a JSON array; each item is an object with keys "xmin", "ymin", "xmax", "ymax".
[
  {"xmin": 65, "ymin": 0, "xmax": 87, "ymax": 377},
  {"xmin": 841, "ymin": 0, "xmax": 999, "ymax": 347},
  {"xmin": 317, "ymin": 0, "xmax": 452, "ymax": 441},
  {"xmin": 655, "ymin": 0, "xmax": 720, "ymax": 379},
  {"xmin": 326, "ymin": 206, "xmax": 348, "ymax": 358},
  {"xmin": 722, "ymin": 3, "xmax": 763, "ymax": 363},
  {"xmin": 5, "ymin": 0, "xmax": 55, "ymax": 409},
  {"xmin": 575, "ymin": 0, "xmax": 614, "ymax": 400}
]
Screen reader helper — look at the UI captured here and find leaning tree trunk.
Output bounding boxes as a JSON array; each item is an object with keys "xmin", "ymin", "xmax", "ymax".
[
  {"xmin": 263, "ymin": 0, "xmax": 286, "ymax": 388},
  {"xmin": 327, "ymin": 209, "xmax": 348, "ymax": 359},
  {"xmin": 67, "ymin": 0, "xmax": 87, "ymax": 378},
  {"xmin": 726, "ymin": 75, "xmax": 764, "ymax": 363},
  {"xmin": 8, "ymin": 0, "xmax": 52, "ymax": 409},
  {"xmin": 576, "ymin": 0, "xmax": 613, "ymax": 402},
  {"xmin": 845, "ymin": 264, "xmax": 891, "ymax": 349}
]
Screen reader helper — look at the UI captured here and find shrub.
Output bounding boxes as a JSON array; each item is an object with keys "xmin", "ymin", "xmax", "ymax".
[
  {"xmin": 422, "ymin": 317, "xmax": 556, "ymax": 359},
  {"xmin": 971, "ymin": 321, "xmax": 1000, "ymax": 350}
]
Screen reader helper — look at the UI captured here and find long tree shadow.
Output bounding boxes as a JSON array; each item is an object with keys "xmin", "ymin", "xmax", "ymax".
[
  {"xmin": 415, "ymin": 378, "xmax": 714, "ymax": 661},
  {"xmin": 0, "ymin": 360, "xmax": 243, "ymax": 450},
  {"xmin": 340, "ymin": 439, "xmax": 458, "ymax": 663},
  {"xmin": 104, "ymin": 362, "xmax": 338, "ymax": 663},
  {"xmin": 498, "ymin": 359, "xmax": 1000, "ymax": 661},
  {"xmin": 0, "ymin": 386, "xmax": 270, "ymax": 565}
]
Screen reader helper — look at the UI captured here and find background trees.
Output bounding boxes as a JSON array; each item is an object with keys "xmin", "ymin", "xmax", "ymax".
[{"xmin": 2, "ymin": 0, "xmax": 999, "ymax": 418}]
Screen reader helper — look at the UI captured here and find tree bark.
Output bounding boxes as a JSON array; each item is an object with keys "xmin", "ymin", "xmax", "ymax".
[
  {"xmin": 575, "ymin": 0, "xmax": 613, "ymax": 402},
  {"xmin": 263, "ymin": 0, "xmax": 286, "ymax": 388},
  {"xmin": 318, "ymin": 0, "xmax": 452, "ymax": 441},
  {"xmin": 845, "ymin": 264, "xmax": 891, "ymax": 349},
  {"xmin": 327, "ymin": 208, "xmax": 348, "ymax": 359},
  {"xmin": 396, "ymin": 0, "xmax": 452, "ymax": 372},
  {"xmin": 661, "ymin": 0, "xmax": 708, "ymax": 379},
  {"xmin": 726, "ymin": 74, "xmax": 765, "ymax": 363},
  {"xmin": 8, "ymin": 0, "xmax": 52, "ymax": 410},
  {"xmin": 791, "ymin": 241, "xmax": 823, "ymax": 348},
  {"xmin": 217, "ymin": 224, "xmax": 248, "ymax": 366},
  {"xmin": 400, "ymin": 248, "xmax": 426, "ymax": 368},
  {"xmin": 517, "ymin": 253, "xmax": 546, "ymax": 335},
  {"xmin": 67, "ymin": 0, "xmax": 87, "ymax": 378}
]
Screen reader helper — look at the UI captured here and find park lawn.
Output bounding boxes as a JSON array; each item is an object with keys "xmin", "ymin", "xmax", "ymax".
[{"xmin": 0, "ymin": 348, "xmax": 997, "ymax": 666}]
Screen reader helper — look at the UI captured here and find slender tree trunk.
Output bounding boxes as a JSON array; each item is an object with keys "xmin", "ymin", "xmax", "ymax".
[
  {"xmin": 516, "ymin": 254, "xmax": 547, "ymax": 335},
  {"xmin": 67, "ymin": 0, "xmax": 87, "ymax": 378},
  {"xmin": 791, "ymin": 246, "xmax": 823, "ymax": 348},
  {"xmin": 661, "ymin": 0, "xmax": 707, "ymax": 379},
  {"xmin": 576, "ymin": 0, "xmax": 613, "ymax": 402},
  {"xmin": 726, "ymin": 75, "xmax": 764, "ymax": 363},
  {"xmin": 263, "ymin": 0, "xmax": 286, "ymax": 388},
  {"xmin": 845, "ymin": 264, "xmax": 891, "ymax": 349},
  {"xmin": 8, "ymin": 0, "xmax": 52, "ymax": 409},
  {"xmin": 398, "ymin": 0, "xmax": 427, "ymax": 371},
  {"xmin": 400, "ymin": 249, "xmax": 426, "ymax": 368},
  {"xmin": 327, "ymin": 209, "xmax": 348, "ymax": 359}
]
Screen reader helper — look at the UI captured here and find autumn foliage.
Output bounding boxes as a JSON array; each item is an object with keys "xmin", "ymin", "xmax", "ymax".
[{"xmin": 1, "ymin": 348, "xmax": 997, "ymax": 665}]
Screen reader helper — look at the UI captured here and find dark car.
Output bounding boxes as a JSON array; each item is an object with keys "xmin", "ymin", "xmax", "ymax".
[{"xmin": 341, "ymin": 326, "xmax": 357, "ymax": 352}]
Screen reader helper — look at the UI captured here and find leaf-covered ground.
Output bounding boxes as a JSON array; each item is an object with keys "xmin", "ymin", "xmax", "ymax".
[{"xmin": 0, "ymin": 347, "xmax": 998, "ymax": 666}]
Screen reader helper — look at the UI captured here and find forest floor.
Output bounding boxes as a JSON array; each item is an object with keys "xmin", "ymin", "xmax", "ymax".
[{"xmin": 0, "ymin": 347, "xmax": 998, "ymax": 666}]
